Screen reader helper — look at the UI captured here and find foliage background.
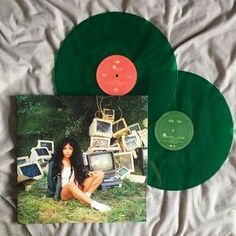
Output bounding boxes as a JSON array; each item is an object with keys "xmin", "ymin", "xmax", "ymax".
[{"xmin": 16, "ymin": 95, "xmax": 148, "ymax": 156}]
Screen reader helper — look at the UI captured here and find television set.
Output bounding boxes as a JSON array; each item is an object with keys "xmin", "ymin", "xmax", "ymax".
[
  {"xmin": 128, "ymin": 123, "xmax": 141, "ymax": 133},
  {"xmin": 112, "ymin": 118, "xmax": 129, "ymax": 138},
  {"xmin": 102, "ymin": 108, "xmax": 115, "ymax": 121},
  {"xmin": 110, "ymin": 142, "xmax": 121, "ymax": 152},
  {"xmin": 30, "ymin": 147, "xmax": 52, "ymax": 163},
  {"xmin": 86, "ymin": 151, "xmax": 116, "ymax": 176},
  {"xmin": 122, "ymin": 134, "xmax": 141, "ymax": 151},
  {"xmin": 88, "ymin": 146, "xmax": 121, "ymax": 153},
  {"xmin": 89, "ymin": 118, "xmax": 113, "ymax": 138},
  {"xmin": 137, "ymin": 128, "xmax": 148, "ymax": 147},
  {"xmin": 37, "ymin": 140, "xmax": 54, "ymax": 154},
  {"xmin": 17, "ymin": 162, "xmax": 43, "ymax": 180},
  {"xmin": 17, "ymin": 156, "xmax": 30, "ymax": 166},
  {"xmin": 90, "ymin": 137, "xmax": 110, "ymax": 148},
  {"xmin": 113, "ymin": 152, "xmax": 135, "ymax": 173},
  {"xmin": 136, "ymin": 147, "xmax": 148, "ymax": 175}
]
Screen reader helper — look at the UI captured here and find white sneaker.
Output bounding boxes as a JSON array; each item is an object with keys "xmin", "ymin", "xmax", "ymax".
[
  {"xmin": 91, "ymin": 200, "xmax": 111, "ymax": 212},
  {"xmin": 85, "ymin": 192, "xmax": 92, "ymax": 198}
]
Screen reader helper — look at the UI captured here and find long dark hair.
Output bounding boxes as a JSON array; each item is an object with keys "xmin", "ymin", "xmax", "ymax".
[{"xmin": 52, "ymin": 137, "xmax": 88, "ymax": 186}]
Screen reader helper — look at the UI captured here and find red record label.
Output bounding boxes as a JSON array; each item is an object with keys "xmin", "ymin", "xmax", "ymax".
[{"xmin": 96, "ymin": 55, "xmax": 137, "ymax": 95}]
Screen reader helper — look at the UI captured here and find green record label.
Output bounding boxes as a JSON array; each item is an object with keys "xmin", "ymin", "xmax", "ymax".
[{"xmin": 154, "ymin": 111, "xmax": 194, "ymax": 151}]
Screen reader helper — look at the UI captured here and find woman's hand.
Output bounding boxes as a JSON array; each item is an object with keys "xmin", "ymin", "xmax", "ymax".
[{"xmin": 88, "ymin": 171, "xmax": 96, "ymax": 177}]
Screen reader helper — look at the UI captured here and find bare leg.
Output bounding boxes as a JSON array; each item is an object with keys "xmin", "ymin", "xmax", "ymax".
[
  {"xmin": 60, "ymin": 182, "xmax": 92, "ymax": 205},
  {"xmin": 60, "ymin": 174, "xmax": 111, "ymax": 212},
  {"xmin": 83, "ymin": 170, "xmax": 104, "ymax": 194}
]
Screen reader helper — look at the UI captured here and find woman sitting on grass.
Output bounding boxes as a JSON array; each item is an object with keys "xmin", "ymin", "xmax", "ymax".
[{"xmin": 48, "ymin": 137, "xmax": 111, "ymax": 212}]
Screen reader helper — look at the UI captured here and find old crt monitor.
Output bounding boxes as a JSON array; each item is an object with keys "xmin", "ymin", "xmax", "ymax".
[
  {"xmin": 89, "ymin": 118, "xmax": 113, "ymax": 138},
  {"xmin": 102, "ymin": 108, "xmax": 115, "ymax": 121},
  {"xmin": 17, "ymin": 162, "xmax": 43, "ymax": 180},
  {"xmin": 122, "ymin": 134, "xmax": 141, "ymax": 151},
  {"xmin": 17, "ymin": 156, "xmax": 30, "ymax": 166},
  {"xmin": 117, "ymin": 166, "xmax": 130, "ymax": 180},
  {"xmin": 137, "ymin": 128, "xmax": 148, "ymax": 147},
  {"xmin": 90, "ymin": 136, "xmax": 110, "ymax": 148},
  {"xmin": 113, "ymin": 151, "xmax": 135, "ymax": 173},
  {"xmin": 30, "ymin": 147, "xmax": 52, "ymax": 163},
  {"xmin": 112, "ymin": 118, "xmax": 129, "ymax": 137},
  {"xmin": 86, "ymin": 151, "xmax": 116, "ymax": 176},
  {"xmin": 37, "ymin": 140, "xmax": 54, "ymax": 154},
  {"xmin": 128, "ymin": 123, "xmax": 141, "ymax": 132}
]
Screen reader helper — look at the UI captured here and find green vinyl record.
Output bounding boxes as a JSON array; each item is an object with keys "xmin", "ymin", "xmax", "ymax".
[
  {"xmin": 54, "ymin": 12, "xmax": 177, "ymax": 113},
  {"xmin": 148, "ymin": 71, "xmax": 234, "ymax": 190}
]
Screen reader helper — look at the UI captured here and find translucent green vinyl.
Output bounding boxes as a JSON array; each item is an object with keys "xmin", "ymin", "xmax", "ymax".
[
  {"xmin": 148, "ymin": 71, "xmax": 234, "ymax": 190},
  {"xmin": 54, "ymin": 12, "xmax": 177, "ymax": 110}
]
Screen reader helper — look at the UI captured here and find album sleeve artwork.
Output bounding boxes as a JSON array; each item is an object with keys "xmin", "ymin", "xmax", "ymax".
[{"xmin": 16, "ymin": 95, "xmax": 148, "ymax": 223}]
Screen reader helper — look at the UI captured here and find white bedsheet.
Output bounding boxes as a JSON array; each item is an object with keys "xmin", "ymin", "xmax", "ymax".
[{"xmin": 0, "ymin": 0, "xmax": 236, "ymax": 235}]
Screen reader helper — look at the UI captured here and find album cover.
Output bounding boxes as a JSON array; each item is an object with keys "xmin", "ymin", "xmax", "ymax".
[{"xmin": 16, "ymin": 95, "xmax": 148, "ymax": 223}]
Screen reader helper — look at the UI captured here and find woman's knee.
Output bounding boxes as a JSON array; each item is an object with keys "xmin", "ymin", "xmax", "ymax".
[
  {"xmin": 66, "ymin": 181, "xmax": 77, "ymax": 189},
  {"xmin": 61, "ymin": 186, "xmax": 73, "ymax": 200},
  {"xmin": 95, "ymin": 170, "xmax": 104, "ymax": 180}
]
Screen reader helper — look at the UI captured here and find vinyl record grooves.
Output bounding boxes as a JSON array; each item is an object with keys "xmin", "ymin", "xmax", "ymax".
[
  {"xmin": 148, "ymin": 71, "xmax": 234, "ymax": 190},
  {"xmin": 54, "ymin": 12, "xmax": 177, "ymax": 105}
]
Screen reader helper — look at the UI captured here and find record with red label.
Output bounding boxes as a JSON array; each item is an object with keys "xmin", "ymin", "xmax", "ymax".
[{"xmin": 54, "ymin": 12, "xmax": 177, "ymax": 116}]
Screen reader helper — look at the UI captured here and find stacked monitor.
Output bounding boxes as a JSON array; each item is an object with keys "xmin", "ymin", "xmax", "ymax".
[
  {"xmin": 122, "ymin": 134, "xmax": 142, "ymax": 151},
  {"xmin": 112, "ymin": 118, "xmax": 129, "ymax": 138},
  {"xmin": 37, "ymin": 140, "xmax": 54, "ymax": 154},
  {"xmin": 102, "ymin": 108, "xmax": 115, "ymax": 121},
  {"xmin": 17, "ymin": 162, "xmax": 43, "ymax": 180},
  {"xmin": 17, "ymin": 139, "xmax": 54, "ymax": 181},
  {"xmin": 128, "ymin": 123, "xmax": 141, "ymax": 133},
  {"xmin": 86, "ymin": 151, "xmax": 116, "ymax": 177},
  {"xmin": 30, "ymin": 147, "xmax": 52, "ymax": 164},
  {"xmin": 89, "ymin": 118, "xmax": 113, "ymax": 138},
  {"xmin": 113, "ymin": 152, "xmax": 135, "ymax": 173},
  {"xmin": 17, "ymin": 156, "xmax": 30, "ymax": 166}
]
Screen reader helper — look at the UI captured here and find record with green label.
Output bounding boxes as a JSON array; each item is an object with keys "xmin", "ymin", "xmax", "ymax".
[
  {"xmin": 148, "ymin": 71, "xmax": 234, "ymax": 190},
  {"xmin": 54, "ymin": 12, "xmax": 177, "ymax": 114}
]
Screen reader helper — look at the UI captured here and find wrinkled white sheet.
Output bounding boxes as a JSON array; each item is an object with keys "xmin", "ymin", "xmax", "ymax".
[{"xmin": 0, "ymin": 0, "xmax": 236, "ymax": 235}]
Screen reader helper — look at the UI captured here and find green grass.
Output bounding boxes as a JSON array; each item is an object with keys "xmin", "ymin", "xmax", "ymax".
[{"xmin": 17, "ymin": 176, "xmax": 147, "ymax": 224}]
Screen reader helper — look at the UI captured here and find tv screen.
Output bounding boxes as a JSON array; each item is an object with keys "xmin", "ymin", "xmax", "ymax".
[
  {"xmin": 91, "ymin": 137, "xmax": 110, "ymax": 147},
  {"xmin": 126, "ymin": 140, "xmax": 137, "ymax": 150},
  {"xmin": 113, "ymin": 120, "xmax": 125, "ymax": 133},
  {"xmin": 35, "ymin": 148, "xmax": 50, "ymax": 156},
  {"xmin": 114, "ymin": 152, "xmax": 134, "ymax": 171},
  {"xmin": 130, "ymin": 124, "xmax": 140, "ymax": 132},
  {"xmin": 20, "ymin": 163, "xmax": 42, "ymax": 178},
  {"xmin": 39, "ymin": 142, "xmax": 53, "ymax": 152},
  {"xmin": 17, "ymin": 159, "xmax": 27, "ymax": 165},
  {"xmin": 124, "ymin": 135, "xmax": 138, "ymax": 150},
  {"xmin": 97, "ymin": 120, "xmax": 111, "ymax": 133},
  {"xmin": 104, "ymin": 109, "xmax": 113, "ymax": 115},
  {"xmin": 124, "ymin": 136, "xmax": 136, "ymax": 142},
  {"xmin": 87, "ymin": 152, "xmax": 114, "ymax": 171},
  {"xmin": 118, "ymin": 167, "xmax": 129, "ymax": 176}
]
